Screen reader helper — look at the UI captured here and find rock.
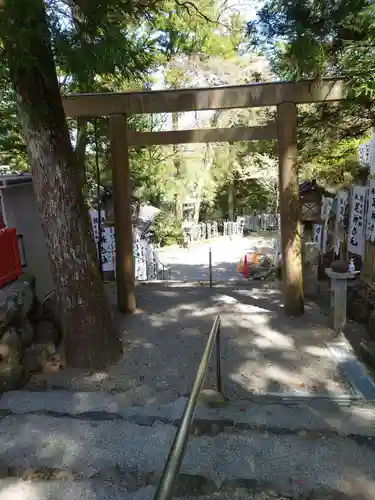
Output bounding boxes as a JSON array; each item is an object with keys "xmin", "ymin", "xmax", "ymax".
[
  {"xmin": 0, "ymin": 360, "xmax": 23, "ymax": 392},
  {"xmin": 18, "ymin": 320, "xmax": 35, "ymax": 346},
  {"xmin": 348, "ymin": 298, "xmax": 370, "ymax": 324},
  {"xmin": 22, "ymin": 342, "xmax": 56, "ymax": 374},
  {"xmin": 359, "ymin": 340, "xmax": 375, "ymax": 371},
  {"xmin": 0, "ymin": 294, "xmax": 19, "ymax": 332},
  {"xmin": 367, "ymin": 311, "xmax": 375, "ymax": 340},
  {"xmin": 199, "ymin": 389, "xmax": 228, "ymax": 408},
  {"xmin": 54, "ymin": 344, "xmax": 67, "ymax": 368},
  {"xmin": 22, "ymin": 346, "xmax": 42, "ymax": 373},
  {"xmin": 0, "ymin": 275, "xmax": 35, "ymax": 331},
  {"xmin": 330, "ymin": 260, "xmax": 348, "ymax": 273},
  {"xmin": 0, "ymin": 344, "xmax": 11, "ymax": 363},
  {"xmin": 41, "ymin": 292, "xmax": 62, "ymax": 331},
  {"xmin": 0, "ymin": 328, "xmax": 21, "ymax": 361},
  {"xmin": 34, "ymin": 321, "xmax": 59, "ymax": 345}
]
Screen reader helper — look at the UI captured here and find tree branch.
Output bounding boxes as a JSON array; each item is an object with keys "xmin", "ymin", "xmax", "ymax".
[{"xmin": 174, "ymin": 0, "xmax": 227, "ymax": 28}]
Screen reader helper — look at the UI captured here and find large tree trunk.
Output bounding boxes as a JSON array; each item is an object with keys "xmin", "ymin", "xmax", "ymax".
[{"xmin": 0, "ymin": 0, "xmax": 122, "ymax": 368}]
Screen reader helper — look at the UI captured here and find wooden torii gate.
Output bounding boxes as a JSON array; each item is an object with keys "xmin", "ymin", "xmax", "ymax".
[{"xmin": 62, "ymin": 78, "xmax": 346, "ymax": 316}]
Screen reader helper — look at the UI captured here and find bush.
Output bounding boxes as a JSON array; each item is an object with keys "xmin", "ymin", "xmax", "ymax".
[{"xmin": 154, "ymin": 214, "xmax": 182, "ymax": 247}]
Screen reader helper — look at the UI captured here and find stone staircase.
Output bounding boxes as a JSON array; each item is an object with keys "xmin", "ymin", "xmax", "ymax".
[{"xmin": 0, "ymin": 390, "xmax": 375, "ymax": 499}]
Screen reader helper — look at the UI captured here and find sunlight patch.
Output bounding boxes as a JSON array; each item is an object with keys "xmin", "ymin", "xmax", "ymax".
[
  {"xmin": 213, "ymin": 294, "xmax": 238, "ymax": 305},
  {"xmin": 303, "ymin": 345, "xmax": 331, "ymax": 358},
  {"xmin": 252, "ymin": 326, "xmax": 295, "ymax": 350}
]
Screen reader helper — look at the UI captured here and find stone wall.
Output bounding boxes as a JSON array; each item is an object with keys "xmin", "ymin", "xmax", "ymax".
[
  {"xmin": 0, "ymin": 275, "xmax": 62, "ymax": 392},
  {"xmin": 347, "ymin": 280, "xmax": 375, "ymax": 335}
]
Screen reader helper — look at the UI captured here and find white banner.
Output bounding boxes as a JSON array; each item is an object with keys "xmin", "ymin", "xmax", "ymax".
[
  {"xmin": 89, "ymin": 210, "xmax": 115, "ymax": 272},
  {"xmin": 348, "ymin": 186, "xmax": 367, "ymax": 256},
  {"xmin": 321, "ymin": 196, "xmax": 333, "ymax": 254},
  {"xmin": 366, "ymin": 180, "xmax": 375, "ymax": 242},
  {"xmin": 313, "ymin": 224, "xmax": 322, "ymax": 246},
  {"xmin": 337, "ymin": 191, "xmax": 348, "ymax": 228}
]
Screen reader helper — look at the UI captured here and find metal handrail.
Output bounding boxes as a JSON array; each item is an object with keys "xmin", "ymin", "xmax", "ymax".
[
  {"xmin": 154, "ymin": 315, "xmax": 222, "ymax": 500},
  {"xmin": 134, "ymin": 254, "xmax": 171, "ymax": 280}
]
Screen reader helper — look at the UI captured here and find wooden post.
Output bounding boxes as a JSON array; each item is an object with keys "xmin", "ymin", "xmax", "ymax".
[
  {"xmin": 109, "ymin": 114, "xmax": 136, "ymax": 314},
  {"xmin": 277, "ymin": 102, "xmax": 304, "ymax": 316}
]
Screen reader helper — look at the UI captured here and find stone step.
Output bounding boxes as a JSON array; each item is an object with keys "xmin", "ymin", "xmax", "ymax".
[
  {"xmin": 0, "ymin": 412, "xmax": 375, "ymax": 498},
  {"xmin": 0, "ymin": 481, "xmax": 342, "ymax": 500},
  {"xmin": 1, "ymin": 390, "xmax": 375, "ymax": 437},
  {"xmin": 0, "ymin": 480, "xmax": 346, "ymax": 500}
]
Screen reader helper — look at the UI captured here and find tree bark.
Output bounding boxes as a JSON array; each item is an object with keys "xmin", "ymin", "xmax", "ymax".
[
  {"xmin": 228, "ymin": 179, "xmax": 235, "ymax": 221},
  {"xmin": 0, "ymin": 0, "xmax": 122, "ymax": 368}
]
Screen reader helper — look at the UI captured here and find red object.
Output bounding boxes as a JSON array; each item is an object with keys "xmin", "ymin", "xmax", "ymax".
[
  {"xmin": 243, "ymin": 254, "xmax": 249, "ymax": 278},
  {"xmin": 0, "ymin": 228, "xmax": 22, "ymax": 288}
]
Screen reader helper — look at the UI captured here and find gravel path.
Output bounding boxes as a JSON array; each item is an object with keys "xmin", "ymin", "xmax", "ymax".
[
  {"xmin": 27, "ymin": 282, "xmax": 354, "ymax": 405},
  {"xmin": 156, "ymin": 234, "xmax": 276, "ymax": 282}
]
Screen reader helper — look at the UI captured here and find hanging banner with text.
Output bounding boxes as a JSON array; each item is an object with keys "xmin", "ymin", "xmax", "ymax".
[{"xmin": 348, "ymin": 186, "xmax": 367, "ymax": 256}]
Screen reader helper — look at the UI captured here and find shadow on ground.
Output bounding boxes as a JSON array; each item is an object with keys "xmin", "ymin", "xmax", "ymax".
[
  {"xmin": 6, "ymin": 262, "xmax": 375, "ymax": 500},
  {"xmin": 27, "ymin": 269, "xmax": 362, "ymax": 407}
]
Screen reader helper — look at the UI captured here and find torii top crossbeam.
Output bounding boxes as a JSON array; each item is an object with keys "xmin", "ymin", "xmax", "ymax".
[{"xmin": 62, "ymin": 78, "xmax": 346, "ymax": 117}]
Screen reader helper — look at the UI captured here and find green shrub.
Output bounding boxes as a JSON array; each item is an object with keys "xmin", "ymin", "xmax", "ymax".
[{"xmin": 154, "ymin": 214, "xmax": 182, "ymax": 247}]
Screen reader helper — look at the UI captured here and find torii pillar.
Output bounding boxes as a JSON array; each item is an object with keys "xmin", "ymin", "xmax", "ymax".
[
  {"xmin": 277, "ymin": 102, "xmax": 304, "ymax": 316},
  {"xmin": 109, "ymin": 114, "xmax": 136, "ymax": 314}
]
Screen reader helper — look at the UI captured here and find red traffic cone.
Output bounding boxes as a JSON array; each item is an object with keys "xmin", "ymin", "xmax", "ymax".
[{"xmin": 243, "ymin": 254, "xmax": 249, "ymax": 278}]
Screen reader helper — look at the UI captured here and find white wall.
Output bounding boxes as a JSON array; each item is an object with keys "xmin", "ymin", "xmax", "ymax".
[{"xmin": 1, "ymin": 183, "xmax": 54, "ymax": 299}]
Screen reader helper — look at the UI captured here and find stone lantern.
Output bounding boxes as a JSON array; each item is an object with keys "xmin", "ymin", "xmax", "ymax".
[
  {"xmin": 299, "ymin": 179, "xmax": 323, "ymax": 224},
  {"xmin": 299, "ymin": 180, "xmax": 326, "ymax": 297}
]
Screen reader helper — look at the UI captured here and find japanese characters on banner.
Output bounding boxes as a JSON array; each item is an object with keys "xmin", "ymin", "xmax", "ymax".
[
  {"xmin": 337, "ymin": 191, "xmax": 349, "ymax": 227},
  {"xmin": 89, "ymin": 210, "xmax": 115, "ymax": 272},
  {"xmin": 366, "ymin": 180, "xmax": 375, "ymax": 242},
  {"xmin": 360, "ymin": 132, "xmax": 375, "ymax": 246},
  {"xmin": 358, "ymin": 132, "xmax": 375, "ymax": 170},
  {"xmin": 334, "ymin": 191, "xmax": 349, "ymax": 257},
  {"xmin": 321, "ymin": 196, "xmax": 333, "ymax": 254},
  {"xmin": 133, "ymin": 228, "xmax": 159, "ymax": 281},
  {"xmin": 89, "ymin": 210, "xmax": 159, "ymax": 279},
  {"xmin": 313, "ymin": 224, "xmax": 322, "ymax": 246},
  {"xmin": 358, "ymin": 143, "xmax": 366, "ymax": 166},
  {"xmin": 348, "ymin": 186, "xmax": 367, "ymax": 256}
]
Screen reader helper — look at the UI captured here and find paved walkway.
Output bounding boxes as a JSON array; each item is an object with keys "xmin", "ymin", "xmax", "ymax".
[{"xmin": 155, "ymin": 234, "xmax": 276, "ymax": 282}]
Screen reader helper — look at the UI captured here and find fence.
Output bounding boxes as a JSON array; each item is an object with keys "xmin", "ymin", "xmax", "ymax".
[
  {"xmin": 222, "ymin": 220, "xmax": 244, "ymax": 237},
  {"xmin": 239, "ymin": 214, "xmax": 279, "ymax": 232},
  {"xmin": 183, "ymin": 221, "xmax": 219, "ymax": 242}
]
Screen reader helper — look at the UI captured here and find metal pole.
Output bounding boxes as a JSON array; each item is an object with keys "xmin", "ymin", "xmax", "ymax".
[
  {"xmin": 154, "ymin": 315, "xmax": 221, "ymax": 500},
  {"xmin": 216, "ymin": 322, "xmax": 222, "ymax": 394},
  {"xmin": 209, "ymin": 246, "xmax": 212, "ymax": 288}
]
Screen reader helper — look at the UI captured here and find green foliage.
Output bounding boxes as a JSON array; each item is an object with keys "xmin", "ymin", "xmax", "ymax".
[
  {"xmin": 247, "ymin": 0, "xmax": 375, "ymax": 188},
  {"xmin": 0, "ymin": 82, "xmax": 28, "ymax": 171},
  {"xmin": 0, "ymin": 0, "xmax": 283, "ymax": 229},
  {"xmin": 153, "ymin": 213, "xmax": 182, "ymax": 247}
]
